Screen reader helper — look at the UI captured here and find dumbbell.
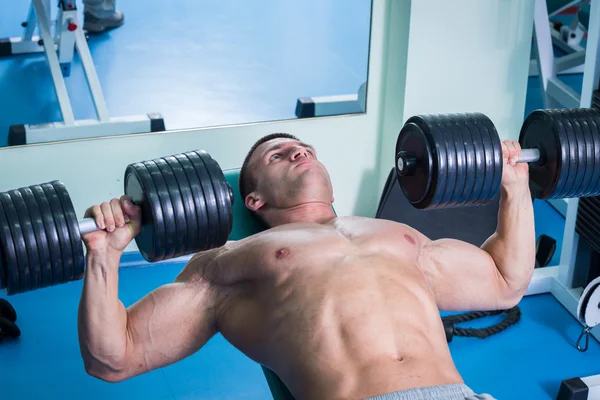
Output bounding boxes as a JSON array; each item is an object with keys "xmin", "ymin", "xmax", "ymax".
[
  {"xmin": 395, "ymin": 108, "xmax": 600, "ymax": 209},
  {"xmin": 0, "ymin": 149, "xmax": 234, "ymax": 295}
]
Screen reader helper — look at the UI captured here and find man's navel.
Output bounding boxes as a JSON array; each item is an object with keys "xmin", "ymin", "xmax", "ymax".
[
  {"xmin": 404, "ymin": 234, "xmax": 416, "ymax": 245},
  {"xmin": 275, "ymin": 248, "xmax": 291, "ymax": 259}
]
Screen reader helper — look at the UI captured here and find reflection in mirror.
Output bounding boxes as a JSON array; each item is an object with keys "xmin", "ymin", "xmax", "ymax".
[{"xmin": 0, "ymin": 0, "xmax": 372, "ymax": 147}]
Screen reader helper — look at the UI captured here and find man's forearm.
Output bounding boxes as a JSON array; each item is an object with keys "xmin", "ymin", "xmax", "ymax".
[
  {"xmin": 482, "ymin": 185, "xmax": 536, "ymax": 294},
  {"xmin": 78, "ymin": 249, "xmax": 129, "ymax": 378}
]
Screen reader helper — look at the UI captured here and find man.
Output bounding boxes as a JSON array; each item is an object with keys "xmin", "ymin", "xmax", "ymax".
[
  {"xmin": 77, "ymin": 133, "xmax": 535, "ymax": 400},
  {"xmin": 82, "ymin": 0, "xmax": 124, "ymax": 34}
]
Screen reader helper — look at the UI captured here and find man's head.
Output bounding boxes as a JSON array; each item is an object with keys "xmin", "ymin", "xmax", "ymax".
[{"xmin": 239, "ymin": 133, "xmax": 334, "ymax": 227}]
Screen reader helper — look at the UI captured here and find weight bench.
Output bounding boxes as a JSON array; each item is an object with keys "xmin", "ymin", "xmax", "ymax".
[
  {"xmin": 222, "ymin": 168, "xmax": 296, "ymax": 400},
  {"xmin": 0, "ymin": 0, "xmax": 165, "ymax": 145}
]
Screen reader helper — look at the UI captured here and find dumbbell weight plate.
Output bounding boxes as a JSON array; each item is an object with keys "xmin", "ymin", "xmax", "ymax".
[
  {"xmin": 31, "ymin": 185, "xmax": 63, "ymax": 286},
  {"xmin": 0, "ymin": 201, "xmax": 18, "ymax": 293},
  {"xmin": 570, "ymin": 109, "xmax": 595, "ymax": 197},
  {"xmin": 423, "ymin": 117, "xmax": 447, "ymax": 208},
  {"xmin": 464, "ymin": 114, "xmax": 487, "ymax": 204},
  {"xmin": 455, "ymin": 116, "xmax": 475, "ymax": 207},
  {"xmin": 394, "ymin": 119, "xmax": 434, "ymax": 208},
  {"xmin": 519, "ymin": 110, "xmax": 565, "ymax": 199},
  {"xmin": 0, "ymin": 193, "xmax": 30, "ymax": 293},
  {"xmin": 18, "ymin": 187, "xmax": 52, "ymax": 288},
  {"xmin": 198, "ymin": 150, "xmax": 232, "ymax": 246},
  {"xmin": 462, "ymin": 115, "xmax": 485, "ymax": 205},
  {"xmin": 124, "ymin": 162, "xmax": 166, "ymax": 262},
  {"xmin": 52, "ymin": 181, "xmax": 85, "ymax": 281},
  {"xmin": 480, "ymin": 114, "xmax": 504, "ymax": 202},
  {"xmin": 174, "ymin": 153, "xmax": 210, "ymax": 251},
  {"xmin": 8, "ymin": 190, "xmax": 42, "ymax": 291},
  {"xmin": 556, "ymin": 112, "xmax": 577, "ymax": 199},
  {"xmin": 164, "ymin": 155, "xmax": 199, "ymax": 255},
  {"xmin": 435, "ymin": 116, "xmax": 458, "ymax": 208},
  {"xmin": 184, "ymin": 151, "xmax": 220, "ymax": 247},
  {"xmin": 563, "ymin": 113, "xmax": 586, "ymax": 199},
  {"xmin": 143, "ymin": 160, "xmax": 178, "ymax": 260},
  {"xmin": 153, "ymin": 158, "xmax": 188, "ymax": 258},
  {"xmin": 441, "ymin": 115, "xmax": 467, "ymax": 207},
  {"xmin": 41, "ymin": 183, "xmax": 75, "ymax": 284},
  {"xmin": 558, "ymin": 114, "xmax": 580, "ymax": 199},
  {"xmin": 580, "ymin": 109, "xmax": 599, "ymax": 196},
  {"xmin": 552, "ymin": 114, "xmax": 572, "ymax": 199},
  {"xmin": 582, "ymin": 109, "xmax": 600, "ymax": 195},
  {"xmin": 472, "ymin": 114, "xmax": 496, "ymax": 204}
]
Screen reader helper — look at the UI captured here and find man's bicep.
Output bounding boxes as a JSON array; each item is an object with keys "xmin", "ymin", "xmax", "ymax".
[
  {"xmin": 420, "ymin": 238, "xmax": 513, "ymax": 311},
  {"xmin": 123, "ymin": 273, "xmax": 217, "ymax": 377}
]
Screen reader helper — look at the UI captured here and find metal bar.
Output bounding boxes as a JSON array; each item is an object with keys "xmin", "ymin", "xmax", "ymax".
[
  {"xmin": 529, "ymin": 57, "xmax": 584, "ymax": 77},
  {"xmin": 57, "ymin": 9, "xmax": 76, "ymax": 66},
  {"xmin": 517, "ymin": 148, "xmax": 540, "ymax": 163},
  {"xmin": 12, "ymin": 115, "xmax": 153, "ymax": 144},
  {"xmin": 72, "ymin": 15, "xmax": 111, "ymax": 122},
  {"xmin": 78, "ymin": 218, "xmax": 99, "ymax": 235},
  {"xmin": 23, "ymin": 2, "xmax": 37, "ymax": 41},
  {"xmin": 548, "ymin": 0, "xmax": 580, "ymax": 17},
  {"xmin": 533, "ymin": 0, "xmax": 561, "ymax": 108},
  {"xmin": 32, "ymin": 0, "xmax": 75, "ymax": 125},
  {"xmin": 3, "ymin": 37, "xmax": 47, "ymax": 54},
  {"xmin": 547, "ymin": 77, "xmax": 581, "ymax": 108},
  {"xmin": 580, "ymin": 0, "xmax": 600, "ymax": 108}
]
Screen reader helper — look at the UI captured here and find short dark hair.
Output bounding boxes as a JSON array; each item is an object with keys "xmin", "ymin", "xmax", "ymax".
[{"xmin": 238, "ymin": 132, "xmax": 300, "ymax": 201}]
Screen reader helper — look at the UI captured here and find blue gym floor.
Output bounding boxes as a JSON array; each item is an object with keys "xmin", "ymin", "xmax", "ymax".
[{"xmin": 0, "ymin": 2, "xmax": 597, "ymax": 399}]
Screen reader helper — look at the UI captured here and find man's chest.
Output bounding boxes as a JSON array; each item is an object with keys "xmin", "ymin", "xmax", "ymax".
[{"xmin": 216, "ymin": 218, "xmax": 424, "ymax": 283}]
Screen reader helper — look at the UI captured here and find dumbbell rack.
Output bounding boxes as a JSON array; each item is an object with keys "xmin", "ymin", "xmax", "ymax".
[{"xmin": 0, "ymin": 0, "xmax": 165, "ymax": 145}]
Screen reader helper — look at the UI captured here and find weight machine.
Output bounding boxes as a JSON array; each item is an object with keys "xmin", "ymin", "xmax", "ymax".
[
  {"xmin": 530, "ymin": 0, "xmax": 589, "ymax": 78},
  {"xmin": 0, "ymin": 0, "xmax": 165, "ymax": 146},
  {"xmin": 532, "ymin": 0, "xmax": 591, "ymax": 109}
]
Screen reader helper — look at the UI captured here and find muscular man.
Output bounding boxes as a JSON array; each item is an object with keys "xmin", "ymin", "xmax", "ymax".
[{"xmin": 77, "ymin": 133, "xmax": 535, "ymax": 400}]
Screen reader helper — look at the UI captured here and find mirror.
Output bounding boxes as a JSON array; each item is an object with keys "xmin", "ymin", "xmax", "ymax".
[{"xmin": 0, "ymin": 0, "xmax": 373, "ymax": 147}]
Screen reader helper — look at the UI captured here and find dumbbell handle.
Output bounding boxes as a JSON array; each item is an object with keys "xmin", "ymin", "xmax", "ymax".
[
  {"xmin": 79, "ymin": 218, "xmax": 101, "ymax": 235},
  {"xmin": 518, "ymin": 148, "xmax": 541, "ymax": 163},
  {"xmin": 396, "ymin": 148, "xmax": 541, "ymax": 175}
]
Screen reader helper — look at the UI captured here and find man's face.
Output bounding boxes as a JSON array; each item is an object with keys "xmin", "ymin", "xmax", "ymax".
[{"xmin": 245, "ymin": 138, "xmax": 334, "ymax": 213}]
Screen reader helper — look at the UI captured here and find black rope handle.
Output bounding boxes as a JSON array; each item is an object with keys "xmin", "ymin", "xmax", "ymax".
[{"xmin": 442, "ymin": 305, "xmax": 521, "ymax": 341}]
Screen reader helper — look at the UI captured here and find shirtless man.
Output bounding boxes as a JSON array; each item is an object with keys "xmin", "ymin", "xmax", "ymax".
[{"xmin": 77, "ymin": 133, "xmax": 535, "ymax": 400}]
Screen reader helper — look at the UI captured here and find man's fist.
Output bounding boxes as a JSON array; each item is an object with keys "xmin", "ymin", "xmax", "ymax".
[
  {"xmin": 501, "ymin": 140, "xmax": 529, "ymax": 191},
  {"xmin": 82, "ymin": 195, "xmax": 142, "ymax": 253}
]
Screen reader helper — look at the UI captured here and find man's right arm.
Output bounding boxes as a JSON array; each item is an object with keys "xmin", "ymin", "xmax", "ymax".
[
  {"xmin": 77, "ymin": 197, "xmax": 220, "ymax": 382},
  {"xmin": 78, "ymin": 250, "xmax": 218, "ymax": 382}
]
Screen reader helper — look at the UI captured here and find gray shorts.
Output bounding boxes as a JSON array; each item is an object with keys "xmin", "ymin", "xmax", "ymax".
[{"xmin": 365, "ymin": 383, "xmax": 495, "ymax": 400}]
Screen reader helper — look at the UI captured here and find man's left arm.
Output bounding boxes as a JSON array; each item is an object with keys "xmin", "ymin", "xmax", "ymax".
[{"xmin": 418, "ymin": 140, "xmax": 536, "ymax": 311}]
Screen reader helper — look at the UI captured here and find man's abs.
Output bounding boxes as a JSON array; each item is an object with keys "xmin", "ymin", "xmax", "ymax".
[{"xmin": 199, "ymin": 217, "xmax": 463, "ymax": 399}]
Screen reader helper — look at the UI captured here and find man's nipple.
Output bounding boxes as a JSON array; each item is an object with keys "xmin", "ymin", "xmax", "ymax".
[{"xmin": 275, "ymin": 248, "xmax": 291, "ymax": 259}]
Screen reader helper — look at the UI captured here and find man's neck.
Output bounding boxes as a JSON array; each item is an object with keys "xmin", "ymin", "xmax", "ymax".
[{"xmin": 266, "ymin": 202, "xmax": 336, "ymax": 227}]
